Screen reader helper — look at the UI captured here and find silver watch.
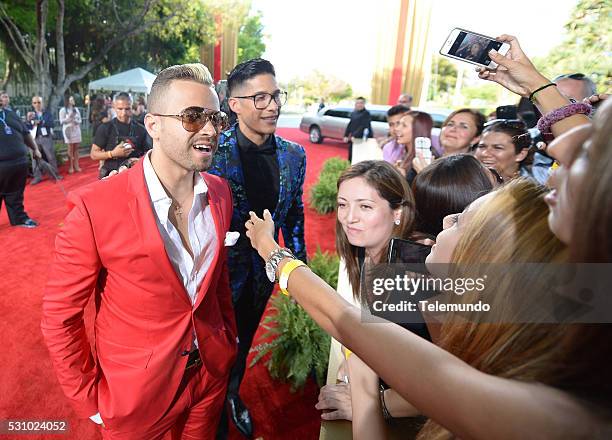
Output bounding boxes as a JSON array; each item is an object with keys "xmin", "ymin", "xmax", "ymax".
[{"xmin": 265, "ymin": 247, "xmax": 295, "ymax": 283}]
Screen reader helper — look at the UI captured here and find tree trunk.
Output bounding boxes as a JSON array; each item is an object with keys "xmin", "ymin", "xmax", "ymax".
[
  {"xmin": 0, "ymin": 59, "xmax": 12, "ymax": 90},
  {"xmin": 0, "ymin": 0, "xmax": 162, "ymax": 116}
]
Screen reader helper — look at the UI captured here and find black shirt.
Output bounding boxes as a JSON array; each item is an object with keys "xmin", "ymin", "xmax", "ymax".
[
  {"xmin": 94, "ymin": 118, "xmax": 148, "ymax": 171},
  {"xmin": 0, "ymin": 109, "xmax": 30, "ymax": 167},
  {"xmin": 236, "ymin": 126, "xmax": 280, "ymax": 217},
  {"xmin": 344, "ymin": 108, "xmax": 373, "ymax": 138}
]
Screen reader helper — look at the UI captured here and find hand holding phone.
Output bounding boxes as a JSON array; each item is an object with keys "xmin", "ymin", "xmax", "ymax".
[
  {"xmin": 440, "ymin": 28, "xmax": 510, "ymax": 69},
  {"xmin": 474, "ymin": 34, "xmax": 553, "ymax": 99},
  {"xmin": 414, "ymin": 137, "xmax": 432, "ymax": 165}
]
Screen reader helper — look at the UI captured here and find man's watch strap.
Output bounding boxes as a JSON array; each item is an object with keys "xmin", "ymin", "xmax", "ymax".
[{"xmin": 265, "ymin": 247, "xmax": 295, "ymax": 283}]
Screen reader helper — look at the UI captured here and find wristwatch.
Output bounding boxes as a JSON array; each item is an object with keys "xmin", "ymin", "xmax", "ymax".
[{"xmin": 265, "ymin": 247, "xmax": 295, "ymax": 283}]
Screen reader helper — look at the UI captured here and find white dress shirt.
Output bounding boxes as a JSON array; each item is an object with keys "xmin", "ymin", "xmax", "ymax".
[{"xmin": 143, "ymin": 152, "xmax": 217, "ymax": 312}]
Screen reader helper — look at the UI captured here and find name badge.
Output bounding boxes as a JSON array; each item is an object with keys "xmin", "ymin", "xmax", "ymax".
[
  {"xmin": 41, "ymin": 127, "xmax": 48, "ymax": 136},
  {"xmin": 4, "ymin": 125, "xmax": 12, "ymax": 135}
]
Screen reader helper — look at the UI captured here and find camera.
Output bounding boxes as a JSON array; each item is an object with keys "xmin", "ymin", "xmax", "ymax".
[{"xmin": 118, "ymin": 136, "xmax": 137, "ymax": 148}]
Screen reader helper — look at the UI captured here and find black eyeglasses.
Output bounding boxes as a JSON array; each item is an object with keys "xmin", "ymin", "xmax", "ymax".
[
  {"xmin": 232, "ymin": 90, "xmax": 287, "ymax": 109},
  {"xmin": 151, "ymin": 107, "xmax": 229, "ymax": 132}
]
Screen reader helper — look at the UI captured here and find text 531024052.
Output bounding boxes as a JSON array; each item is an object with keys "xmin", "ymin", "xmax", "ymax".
[{"xmin": 0, "ymin": 419, "xmax": 69, "ymax": 434}]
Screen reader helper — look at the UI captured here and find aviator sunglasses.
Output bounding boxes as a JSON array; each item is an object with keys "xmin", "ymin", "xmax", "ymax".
[{"xmin": 151, "ymin": 107, "xmax": 229, "ymax": 132}]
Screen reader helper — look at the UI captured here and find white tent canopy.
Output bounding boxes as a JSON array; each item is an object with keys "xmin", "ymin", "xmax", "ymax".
[{"xmin": 88, "ymin": 67, "xmax": 156, "ymax": 94}]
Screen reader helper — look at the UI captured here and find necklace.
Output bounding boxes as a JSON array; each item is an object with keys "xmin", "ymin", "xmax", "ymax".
[{"xmin": 171, "ymin": 193, "xmax": 193, "ymax": 220}]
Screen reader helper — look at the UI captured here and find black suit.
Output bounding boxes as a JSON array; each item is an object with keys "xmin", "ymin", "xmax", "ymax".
[{"xmin": 344, "ymin": 108, "xmax": 373, "ymax": 162}]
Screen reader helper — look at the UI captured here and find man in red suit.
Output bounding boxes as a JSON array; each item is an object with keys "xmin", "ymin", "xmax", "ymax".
[{"xmin": 41, "ymin": 63, "xmax": 237, "ymax": 439}]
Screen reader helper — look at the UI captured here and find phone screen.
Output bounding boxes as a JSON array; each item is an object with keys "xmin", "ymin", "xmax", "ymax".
[{"xmin": 448, "ymin": 31, "xmax": 504, "ymax": 66}]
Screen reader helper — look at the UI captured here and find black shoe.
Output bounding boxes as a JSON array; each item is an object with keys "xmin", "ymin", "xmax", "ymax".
[
  {"xmin": 226, "ymin": 394, "xmax": 253, "ymax": 438},
  {"xmin": 15, "ymin": 218, "xmax": 38, "ymax": 228},
  {"xmin": 30, "ymin": 177, "xmax": 42, "ymax": 185}
]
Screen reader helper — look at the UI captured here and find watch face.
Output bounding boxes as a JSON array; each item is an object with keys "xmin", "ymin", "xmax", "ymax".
[{"xmin": 265, "ymin": 261, "xmax": 276, "ymax": 282}]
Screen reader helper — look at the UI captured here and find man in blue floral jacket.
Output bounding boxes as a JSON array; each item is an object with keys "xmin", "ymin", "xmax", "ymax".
[{"xmin": 209, "ymin": 58, "xmax": 306, "ymax": 439}]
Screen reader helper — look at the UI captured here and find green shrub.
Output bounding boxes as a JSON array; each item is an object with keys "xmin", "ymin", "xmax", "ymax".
[
  {"xmin": 308, "ymin": 246, "xmax": 340, "ymax": 290},
  {"xmin": 310, "ymin": 174, "xmax": 338, "ymax": 214},
  {"xmin": 310, "ymin": 157, "xmax": 350, "ymax": 214},
  {"xmin": 321, "ymin": 156, "xmax": 351, "ymax": 176},
  {"xmin": 250, "ymin": 295, "xmax": 331, "ymax": 392},
  {"xmin": 250, "ymin": 248, "xmax": 340, "ymax": 391}
]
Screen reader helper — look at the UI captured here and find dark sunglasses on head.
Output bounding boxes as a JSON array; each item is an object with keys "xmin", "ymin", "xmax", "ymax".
[
  {"xmin": 484, "ymin": 119, "xmax": 532, "ymax": 145},
  {"xmin": 553, "ymin": 73, "xmax": 587, "ymax": 81},
  {"xmin": 151, "ymin": 107, "xmax": 229, "ymax": 132},
  {"xmin": 484, "ymin": 118, "xmax": 527, "ymax": 129}
]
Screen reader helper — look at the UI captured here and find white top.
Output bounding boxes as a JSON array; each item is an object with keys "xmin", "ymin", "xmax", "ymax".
[
  {"xmin": 59, "ymin": 107, "xmax": 82, "ymax": 127},
  {"xmin": 59, "ymin": 107, "xmax": 82, "ymax": 143},
  {"xmin": 143, "ymin": 151, "xmax": 217, "ymax": 310}
]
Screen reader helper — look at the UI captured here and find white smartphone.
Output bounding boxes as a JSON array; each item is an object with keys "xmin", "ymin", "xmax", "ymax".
[
  {"xmin": 440, "ymin": 28, "xmax": 510, "ymax": 69},
  {"xmin": 414, "ymin": 137, "xmax": 432, "ymax": 165}
]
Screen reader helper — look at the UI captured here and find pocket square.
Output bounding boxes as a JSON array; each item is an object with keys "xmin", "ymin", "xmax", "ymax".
[{"xmin": 224, "ymin": 231, "xmax": 240, "ymax": 247}]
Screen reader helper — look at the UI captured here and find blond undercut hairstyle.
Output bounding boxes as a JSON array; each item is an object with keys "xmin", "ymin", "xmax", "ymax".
[{"xmin": 148, "ymin": 63, "xmax": 213, "ymax": 113}]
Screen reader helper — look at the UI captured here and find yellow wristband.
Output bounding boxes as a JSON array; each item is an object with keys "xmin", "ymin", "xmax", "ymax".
[
  {"xmin": 107, "ymin": 151, "xmax": 113, "ymax": 159},
  {"xmin": 279, "ymin": 259, "xmax": 306, "ymax": 296}
]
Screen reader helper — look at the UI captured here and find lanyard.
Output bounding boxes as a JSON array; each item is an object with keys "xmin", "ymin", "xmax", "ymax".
[{"xmin": 0, "ymin": 110, "xmax": 12, "ymax": 135}]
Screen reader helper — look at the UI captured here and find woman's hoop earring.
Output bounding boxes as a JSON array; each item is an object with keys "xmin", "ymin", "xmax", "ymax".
[{"xmin": 394, "ymin": 219, "xmax": 401, "ymax": 225}]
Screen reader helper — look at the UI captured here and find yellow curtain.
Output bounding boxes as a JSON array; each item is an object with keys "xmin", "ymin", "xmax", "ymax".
[
  {"xmin": 370, "ymin": 0, "xmax": 433, "ymax": 105},
  {"xmin": 220, "ymin": 21, "xmax": 239, "ymax": 79},
  {"xmin": 199, "ymin": 16, "xmax": 239, "ymax": 81}
]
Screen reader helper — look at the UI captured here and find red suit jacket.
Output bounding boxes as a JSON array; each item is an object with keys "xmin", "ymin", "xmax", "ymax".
[{"xmin": 41, "ymin": 159, "xmax": 237, "ymax": 433}]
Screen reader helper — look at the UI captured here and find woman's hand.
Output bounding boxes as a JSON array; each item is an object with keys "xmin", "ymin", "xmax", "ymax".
[
  {"xmin": 476, "ymin": 35, "xmax": 550, "ymax": 97},
  {"xmin": 412, "ymin": 152, "xmax": 430, "ymax": 174},
  {"xmin": 315, "ymin": 383, "xmax": 353, "ymax": 421},
  {"xmin": 583, "ymin": 93, "xmax": 609, "ymax": 107},
  {"xmin": 245, "ymin": 209, "xmax": 277, "ymax": 260}
]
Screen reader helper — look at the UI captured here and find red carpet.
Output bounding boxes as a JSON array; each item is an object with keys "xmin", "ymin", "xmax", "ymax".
[{"xmin": 0, "ymin": 128, "xmax": 346, "ymax": 439}]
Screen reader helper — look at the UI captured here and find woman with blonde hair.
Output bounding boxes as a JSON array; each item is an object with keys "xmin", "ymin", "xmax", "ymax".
[{"xmin": 417, "ymin": 178, "xmax": 568, "ymax": 439}]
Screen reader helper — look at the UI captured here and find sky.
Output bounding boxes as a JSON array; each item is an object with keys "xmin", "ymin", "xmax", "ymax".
[{"xmin": 250, "ymin": 0, "xmax": 577, "ymax": 96}]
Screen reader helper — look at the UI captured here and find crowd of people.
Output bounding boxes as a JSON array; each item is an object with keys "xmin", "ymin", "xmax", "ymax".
[
  {"xmin": 0, "ymin": 90, "xmax": 151, "ymax": 228},
  {"xmin": 0, "ymin": 28, "xmax": 608, "ymax": 440},
  {"xmin": 245, "ymin": 34, "xmax": 611, "ymax": 439},
  {"xmin": 347, "ymin": 63, "xmax": 601, "ymax": 193}
]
